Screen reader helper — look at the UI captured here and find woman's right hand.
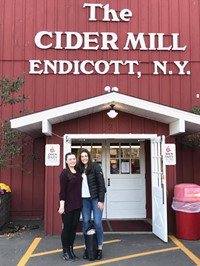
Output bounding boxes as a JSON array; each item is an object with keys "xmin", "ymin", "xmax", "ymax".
[{"xmin": 58, "ymin": 206, "xmax": 65, "ymax": 214}]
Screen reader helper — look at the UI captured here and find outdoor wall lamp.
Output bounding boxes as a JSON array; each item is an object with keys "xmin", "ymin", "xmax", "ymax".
[
  {"xmin": 104, "ymin": 86, "xmax": 119, "ymax": 93},
  {"xmin": 107, "ymin": 104, "xmax": 118, "ymax": 118}
]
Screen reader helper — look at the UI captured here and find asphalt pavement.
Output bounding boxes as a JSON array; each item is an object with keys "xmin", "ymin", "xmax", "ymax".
[{"xmin": 0, "ymin": 220, "xmax": 200, "ymax": 266}]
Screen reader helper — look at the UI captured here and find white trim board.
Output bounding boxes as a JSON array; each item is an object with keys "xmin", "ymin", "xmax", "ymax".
[{"xmin": 10, "ymin": 92, "xmax": 200, "ymax": 137}]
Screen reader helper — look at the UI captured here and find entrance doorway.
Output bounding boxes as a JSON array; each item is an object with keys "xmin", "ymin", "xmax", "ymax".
[
  {"xmin": 64, "ymin": 134, "xmax": 168, "ymax": 242},
  {"xmin": 70, "ymin": 139, "xmax": 146, "ymax": 220}
]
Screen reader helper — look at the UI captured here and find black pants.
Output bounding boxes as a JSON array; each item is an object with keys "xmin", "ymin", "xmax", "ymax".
[{"xmin": 61, "ymin": 208, "xmax": 81, "ymax": 249}]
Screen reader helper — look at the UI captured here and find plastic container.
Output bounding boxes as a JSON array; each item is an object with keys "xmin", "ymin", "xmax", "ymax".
[
  {"xmin": 173, "ymin": 183, "xmax": 200, "ymax": 202},
  {"xmin": 175, "ymin": 211, "xmax": 200, "ymax": 240},
  {"xmin": 172, "ymin": 183, "xmax": 200, "ymax": 240}
]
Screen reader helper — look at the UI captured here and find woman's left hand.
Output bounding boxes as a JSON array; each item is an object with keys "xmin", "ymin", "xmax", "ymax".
[{"xmin": 98, "ymin": 202, "xmax": 104, "ymax": 211}]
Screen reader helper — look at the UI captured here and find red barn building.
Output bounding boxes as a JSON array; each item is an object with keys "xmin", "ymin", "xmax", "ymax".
[{"xmin": 0, "ymin": 0, "xmax": 200, "ymax": 241}]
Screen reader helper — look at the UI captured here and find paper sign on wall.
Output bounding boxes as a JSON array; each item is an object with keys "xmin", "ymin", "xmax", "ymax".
[
  {"xmin": 45, "ymin": 144, "xmax": 60, "ymax": 166},
  {"xmin": 164, "ymin": 144, "xmax": 176, "ymax": 165}
]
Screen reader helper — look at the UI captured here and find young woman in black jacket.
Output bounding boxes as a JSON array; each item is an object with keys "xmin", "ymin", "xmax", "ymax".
[{"xmin": 78, "ymin": 149, "xmax": 106, "ymax": 260}]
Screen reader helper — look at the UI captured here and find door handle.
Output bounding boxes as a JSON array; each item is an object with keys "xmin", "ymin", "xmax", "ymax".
[{"xmin": 108, "ymin": 178, "xmax": 110, "ymax": 186}]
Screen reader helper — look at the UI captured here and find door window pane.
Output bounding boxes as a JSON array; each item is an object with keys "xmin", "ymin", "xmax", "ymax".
[
  {"xmin": 131, "ymin": 144, "xmax": 140, "ymax": 158},
  {"xmin": 121, "ymin": 159, "xmax": 130, "ymax": 174},
  {"xmin": 109, "ymin": 143, "xmax": 141, "ymax": 174},
  {"xmin": 121, "ymin": 143, "xmax": 130, "ymax": 158},
  {"xmin": 110, "ymin": 159, "xmax": 119, "ymax": 174},
  {"xmin": 71, "ymin": 143, "xmax": 81, "ymax": 158},
  {"xmin": 110, "ymin": 143, "xmax": 119, "ymax": 158},
  {"xmin": 131, "ymin": 159, "xmax": 140, "ymax": 173},
  {"xmin": 91, "ymin": 143, "xmax": 102, "ymax": 163}
]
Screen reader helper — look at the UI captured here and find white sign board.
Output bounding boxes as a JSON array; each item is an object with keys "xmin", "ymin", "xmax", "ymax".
[
  {"xmin": 45, "ymin": 144, "xmax": 60, "ymax": 166},
  {"xmin": 164, "ymin": 144, "xmax": 176, "ymax": 165},
  {"xmin": 121, "ymin": 161, "xmax": 130, "ymax": 173}
]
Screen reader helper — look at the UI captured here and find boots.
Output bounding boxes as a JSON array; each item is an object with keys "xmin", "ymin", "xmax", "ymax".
[
  {"xmin": 96, "ymin": 249, "xmax": 103, "ymax": 260},
  {"xmin": 70, "ymin": 246, "xmax": 79, "ymax": 260},
  {"xmin": 63, "ymin": 248, "xmax": 74, "ymax": 261},
  {"xmin": 83, "ymin": 249, "xmax": 88, "ymax": 259}
]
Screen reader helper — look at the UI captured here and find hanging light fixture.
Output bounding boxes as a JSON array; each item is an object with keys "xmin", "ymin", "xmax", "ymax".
[{"xmin": 107, "ymin": 104, "xmax": 118, "ymax": 118}]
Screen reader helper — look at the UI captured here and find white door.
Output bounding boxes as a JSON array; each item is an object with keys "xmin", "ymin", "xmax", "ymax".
[
  {"xmin": 151, "ymin": 136, "xmax": 168, "ymax": 242},
  {"xmin": 68, "ymin": 138, "xmax": 146, "ymax": 219},
  {"xmin": 106, "ymin": 141, "xmax": 146, "ymax": 219}
]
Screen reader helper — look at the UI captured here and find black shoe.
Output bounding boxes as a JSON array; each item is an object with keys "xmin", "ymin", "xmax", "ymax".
[
  {"xmin": 63, "ymin": 248, "xmax": 74, "ymax": 261},
  {"xmin": 96, "ymin": 249, "xmax": 103, "ymax": 260},
  {"xmin": 83, "ymin": 249, "xmax": 88, "ymax": 259},
  {"xmin": 70, "ymin": 246, "xmax": 79, "ymax": 261}
]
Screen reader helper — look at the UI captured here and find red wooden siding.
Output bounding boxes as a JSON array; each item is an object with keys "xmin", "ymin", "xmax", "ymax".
[
  {"xmin": 57, "ymin": 111, "xmax": 169, "ymax": 135},
  {"xmin": 0, "ymin": 137, "xmax": 45, "ymax": 219},
  {"xmin": 176, "ymin": 139, "xmax": 200, "ymax": 185},
  {"xmin": 0, "ymin": 0, "xmax": 200, "ymax": 114}
]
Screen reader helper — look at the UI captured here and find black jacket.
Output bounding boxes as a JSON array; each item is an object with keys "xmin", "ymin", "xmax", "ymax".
[{"xmin": 85, "ymin": 163, "xmax": 106, "ymax": 202}]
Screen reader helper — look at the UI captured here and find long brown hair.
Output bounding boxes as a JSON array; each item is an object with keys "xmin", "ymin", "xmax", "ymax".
[{"xmin": 77, "ymin": 149, "xmax": 93, "ymax": 174}]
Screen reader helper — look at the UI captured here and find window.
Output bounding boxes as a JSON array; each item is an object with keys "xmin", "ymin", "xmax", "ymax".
[
  {"xmin": 71, "ymin": 142, "xmax": 102, "ymax": 164},
  {"xmin": 110, "ymin": 143, "xmax": 140, "ymax": 174}
]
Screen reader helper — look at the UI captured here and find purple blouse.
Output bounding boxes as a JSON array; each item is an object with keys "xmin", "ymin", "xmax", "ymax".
[{"xmin": 59, "ymin": 169, "xmax": 82, "ymax": 213}]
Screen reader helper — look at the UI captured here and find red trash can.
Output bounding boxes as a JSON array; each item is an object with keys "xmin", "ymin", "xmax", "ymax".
[{"xmin": 172, "ymin": 183, "xmax": 200, "ymax": 240}]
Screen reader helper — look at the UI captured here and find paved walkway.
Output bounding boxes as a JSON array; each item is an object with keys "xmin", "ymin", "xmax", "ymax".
[{"xmin": 0, "ymin": 220, "xmax": 200, "ymax": 266}]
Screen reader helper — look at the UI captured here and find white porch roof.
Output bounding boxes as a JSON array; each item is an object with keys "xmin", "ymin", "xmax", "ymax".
[{"xmin": 10, "ymin": 92, "xmax": 200, "ymax": 137}]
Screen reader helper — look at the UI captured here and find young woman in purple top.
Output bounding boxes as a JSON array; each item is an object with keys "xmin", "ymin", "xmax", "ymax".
[{"xmin": 58, "ymin": 152, "xmax": 82, "ymax": 262}]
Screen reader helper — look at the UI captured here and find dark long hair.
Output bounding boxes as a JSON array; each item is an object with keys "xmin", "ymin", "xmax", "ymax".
[
  {"xmin": 65, "ymin": 152, "xmax": 77, "ymax": 178},
  {"xmin": 78, "ymin": 149, "xmax": 93, "ymax": 174}
]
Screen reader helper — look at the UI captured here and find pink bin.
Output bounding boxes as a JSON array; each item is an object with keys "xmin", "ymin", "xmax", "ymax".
[{"xmin": 174, "ymin": 183, "xmax": 200, "ymax": 202}]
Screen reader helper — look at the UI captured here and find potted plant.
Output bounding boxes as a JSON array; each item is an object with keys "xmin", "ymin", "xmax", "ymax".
[{"xmin": 0, "ymin": 183, "xmax": 11, "ymax": 229}]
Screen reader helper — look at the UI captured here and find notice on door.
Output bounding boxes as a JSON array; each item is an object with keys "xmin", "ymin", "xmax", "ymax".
[
  {"xmin": 45, "ymin": 144, "xmax": 60, "ymax": 166},
  {"xmin": 164, "ymin": 144, "xmax": 176, "ymax": 165}
]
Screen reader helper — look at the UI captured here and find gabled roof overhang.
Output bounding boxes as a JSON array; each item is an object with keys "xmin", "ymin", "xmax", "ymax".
[{"xmin": 10, "ymin": 92, "xmax": 200, "ymax": 137}]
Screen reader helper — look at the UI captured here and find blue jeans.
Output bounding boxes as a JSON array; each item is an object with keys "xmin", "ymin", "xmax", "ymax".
[{"xmin": 82, "ymin": 197, "xmax": 103, "ymax": 247}]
